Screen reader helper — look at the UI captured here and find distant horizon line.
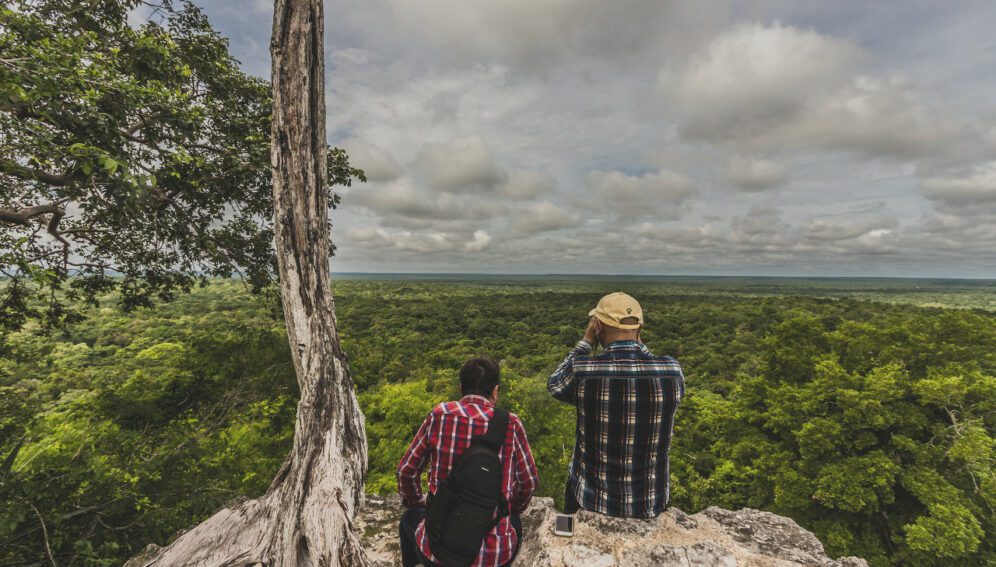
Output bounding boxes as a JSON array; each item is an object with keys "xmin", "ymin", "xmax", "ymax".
[
  {"xmin": 4, "ymin": 272, "xmax": 992, "ymax": 283},
  {"xmin": 331, "ymin": 271, "xmax": 996, "ymax": 282}
]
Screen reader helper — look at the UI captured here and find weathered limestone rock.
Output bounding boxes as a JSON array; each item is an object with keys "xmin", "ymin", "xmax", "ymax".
[
  {"xmin": 358, "ymin": 494, "xmax": 404, "ymax": 567},
  {"xmin": 358, "ymin": 495, "xmax": 868, "ymax": 567}
]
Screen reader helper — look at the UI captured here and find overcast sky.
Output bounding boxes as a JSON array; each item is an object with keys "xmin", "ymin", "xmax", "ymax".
[{"xmin": 174, "ymin": 1, "xmax": 996, "ymax": 277}]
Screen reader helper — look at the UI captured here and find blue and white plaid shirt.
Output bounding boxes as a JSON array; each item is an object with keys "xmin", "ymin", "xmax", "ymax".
[{"xmin": 548, "ymin": 339, "xmax": 685, "ymax": 518}]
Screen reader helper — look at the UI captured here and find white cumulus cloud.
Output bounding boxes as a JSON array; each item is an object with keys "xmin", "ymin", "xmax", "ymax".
[{"xmin": 465, "ymin": 230, "xmax": 492, "ymax": 251}]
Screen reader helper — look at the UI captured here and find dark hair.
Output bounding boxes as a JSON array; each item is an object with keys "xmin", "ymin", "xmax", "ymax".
[{"xmin": 459, "ymin": 356, "xmax": 500, "ymax": 397}]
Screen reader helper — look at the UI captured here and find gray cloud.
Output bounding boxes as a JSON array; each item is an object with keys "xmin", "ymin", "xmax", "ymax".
[
  {"xmin": 379, "ymin": 0, "xmax": 732, "ymax": 71},
  {"xmin": 498, "ymin": 170, "xmax": 557, "ymax": 199},
  {"xmin": 339, "ymin": 139, "xmax": 403, "ymax": 182},
  {"xmin": 585, "ymin": 169, "xmax": 696, "ymax": 219},
  {"xmin": 805, "ymin": 216, "xmax": 898, "ymax": 242},
  {"xmin": 634, "ymin": 208, "xmax": 904, "ymax": 265},
  {"xmin": 348, "ymin": 180, "xmax": 499, "ymax": 222},
  {"xmin": 668, "ymin": 22, "xmax": 973, "ymax": 161},
  {"xmin": 512, "ymin": 202, "xmax": 581, "ymax": 235},
  {"xmin": 727, "ymin": 156, "xmax": 788, "ymax": 191},
  {"xmin": 671, "ymin": 22, "xmax": 861, "ymax": 143},
  {"xmin": 921, "ymin": 163, "xmax": 996, "ymax": 211},
  {"xmin": 636, "ymin": 222, "xmax": 722, "ymax": 249},
  {"xmin": 413, "ymin": 136, "xmax": 507, "ymax": 193},
  {"xmin": 343, "ymin": 225, "xmax": 492, "ymax": 254},
  {"xmin": 346, "ymin": 227, "xmax": 453, "ymax": 253},
  {"xmin": 730, "ymin": 206, "xmax": 790, "ymax": 241}
]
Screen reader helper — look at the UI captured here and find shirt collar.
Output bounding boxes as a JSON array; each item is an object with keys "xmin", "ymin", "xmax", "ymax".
[
  {"xmin": 460, "ymin": 394, "xmax": 494, "ymax": 407},
  {"xmin": 604, "ymin": 339, "xmax": 646, "ymax": 352}
]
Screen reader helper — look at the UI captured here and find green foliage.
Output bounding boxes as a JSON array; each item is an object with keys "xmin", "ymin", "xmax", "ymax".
[
  {"xmin": 0, "ymin": 0, "xmax": 364, "ymax": 331},
  {"xmin": 901, "ymin": 468, "xmax": 985, "ymax": 561},
  {"xmin": 361, "ymin": 379, "xmax": 443, "ymax": 493},
  {"xmin": 1, "ymin": 278, "xmax": 994, "ymax": 565},
  {"xmin": 0, "ymin": 282, "xmax": 297, "ymax": 565}
]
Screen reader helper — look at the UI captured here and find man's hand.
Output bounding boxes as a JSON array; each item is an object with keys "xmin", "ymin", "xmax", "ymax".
[{"xmin": 583, "ymin": 316, "xmax": 600, "ymax": 346}]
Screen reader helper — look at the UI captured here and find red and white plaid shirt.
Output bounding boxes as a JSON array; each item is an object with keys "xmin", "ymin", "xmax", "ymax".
[{"xmin": 397, "ymin": 395, "xmax": 539, "ymax": 567}]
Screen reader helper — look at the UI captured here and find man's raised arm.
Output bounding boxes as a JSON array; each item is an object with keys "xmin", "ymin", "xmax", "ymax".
[
  {"xmin": 548, "ymin": 317, "xmax": 599, "ymax": 404},
  {"xmin": 546, "ymin": 340, "xmax": 591, "ymax": 403}
]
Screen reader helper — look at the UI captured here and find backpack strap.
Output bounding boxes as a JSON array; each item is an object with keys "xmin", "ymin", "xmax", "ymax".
[
  {"xmin": 479, "ymin": 407, "xmax": 510, "ymax": 450},
  {"xmin": 483, "ymin": 410, "xmax": 511, "ymax": 532},
  {"xmin": 488, "ymin": 494, "xmax": 510, "ymax": 531}
]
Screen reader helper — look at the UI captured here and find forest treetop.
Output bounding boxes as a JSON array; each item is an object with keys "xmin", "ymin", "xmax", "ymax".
[
  {"xmin": 2, "ymin": 279, "xmax": 993, "ymax": 566},
  {"xmin": 0, "ymin": 0, "xmax": 363, "ymax": 331}
]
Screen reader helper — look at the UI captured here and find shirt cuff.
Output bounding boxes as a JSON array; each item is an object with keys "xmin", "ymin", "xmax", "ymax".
[
  {"xmin": 400, "ymin": 492, "xmax": 426, "ymax": 508},
  {"xmin": 576, "ymin": 340, "xmax": 594, "ymax": 353}
]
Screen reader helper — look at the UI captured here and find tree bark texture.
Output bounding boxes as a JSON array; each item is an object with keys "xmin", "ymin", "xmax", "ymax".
[{"xmin": 139, "ymin": 0, "xmax": 370, "ymax": 564}]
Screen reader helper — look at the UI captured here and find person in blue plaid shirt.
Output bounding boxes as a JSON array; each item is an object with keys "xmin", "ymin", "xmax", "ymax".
[{"xmin": 548, "ymin": 292, "xmax": 685, "ymax": 519}]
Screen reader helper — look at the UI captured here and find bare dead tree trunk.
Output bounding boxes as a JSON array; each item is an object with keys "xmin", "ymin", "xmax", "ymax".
[{"xmin": 138, "ymin": 0, "xmax": 370, "ymax": 565}]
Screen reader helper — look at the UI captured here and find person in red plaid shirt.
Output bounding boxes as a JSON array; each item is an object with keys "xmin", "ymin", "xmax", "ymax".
[{"xmin": 397, "ymin": 356, "xmax": 539, "ymax": 567}]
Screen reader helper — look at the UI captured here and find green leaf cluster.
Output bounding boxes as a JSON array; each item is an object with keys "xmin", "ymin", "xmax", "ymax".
[{"xmin": 0, "ymin": 0, "xmax": 364, "ymax": 331}]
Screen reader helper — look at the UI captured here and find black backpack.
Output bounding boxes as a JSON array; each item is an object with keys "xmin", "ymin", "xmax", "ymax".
[{"xmin": 424, "ymin": 408, "xmax": 510, "ymax": 567}]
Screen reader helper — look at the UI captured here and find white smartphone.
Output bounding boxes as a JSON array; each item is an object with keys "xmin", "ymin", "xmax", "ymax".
[{"xmin": 554, "ymin": 513, "xmax": 574, "ymax": 537}]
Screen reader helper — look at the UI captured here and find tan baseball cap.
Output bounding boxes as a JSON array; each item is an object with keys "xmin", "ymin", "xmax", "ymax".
[{"xmin": 589, "ymin": 292, "xmax": 643, "ymax": 329}]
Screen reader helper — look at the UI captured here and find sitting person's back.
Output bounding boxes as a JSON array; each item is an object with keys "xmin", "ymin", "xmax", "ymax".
[
  {"xmin": 397, "ymin": 356, "xmax": 538, "ymax": 567},
  {"xmin": 548, "ymin": 292, "xmax": 685, "ymax": 518}
]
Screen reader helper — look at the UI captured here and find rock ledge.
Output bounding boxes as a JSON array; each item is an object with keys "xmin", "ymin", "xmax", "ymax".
[{"xmin": 359, "ymin": 495, "xmax": 868, "ymax": 567}]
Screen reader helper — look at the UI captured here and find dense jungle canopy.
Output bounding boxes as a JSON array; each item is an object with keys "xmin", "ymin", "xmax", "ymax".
[{"xmin": 1, "ymin": 280, "xmax": 994, "ymax": 566}]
